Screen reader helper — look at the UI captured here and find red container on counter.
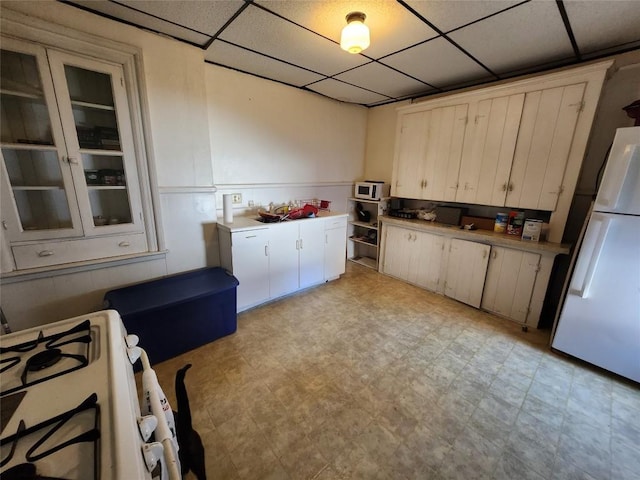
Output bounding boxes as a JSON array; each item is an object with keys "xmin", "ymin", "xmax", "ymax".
[{"xmin": 507, "ymin": 211, "xmax": 525, "ymax": 235}]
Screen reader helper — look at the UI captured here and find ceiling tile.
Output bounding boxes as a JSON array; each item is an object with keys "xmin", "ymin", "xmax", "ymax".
[
  {"xmin": 306, "ymin": 79, "xmax": 389, "ymax": 105},
  {"xmin": 335, "ymin": 62, "xmax": 432, "ymax": 99},
  {"xmin": 255, "ymin": 0, "xmax": 439, "ymax": 58},
  {"xmin": 381, "ymin": 37, "xmax": 490, "ymax": 89},
  {"xmin": 448, "ymin": 1, "xmax": 574, "ymax": 75},
  {"xmin": 564, "ymin": 0, "xmax": 640, "ymax": 55},
  {"xmin": 68, "ymin": 1, "xmax": 211, "ymax": 45},
  {"xmin": 219, "ymin": 4, "xmax": 368, "ymax": 76},
  {"xmin": 205, "ymin": 41, "xmax": 325, "ymax": 87},
  {"xmin": 404, "ymin": 0, "xmax": 522, "ymax": 33},
  {"xmin": 118, "ymin": 0, "xmax": 244, "ymax": 37}
]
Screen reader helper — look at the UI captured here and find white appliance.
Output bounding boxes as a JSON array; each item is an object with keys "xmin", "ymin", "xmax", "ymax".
[
  {"xmin": 354, "ymin": 181, "xmax": 388, "ymax": 200},
  {"xmin": 552, "ymin": 127, "xmax": 640, "ymax": 382},
  {"xmin": 0, "ymin": 310, "xmax": 181, "ymax": 479}
]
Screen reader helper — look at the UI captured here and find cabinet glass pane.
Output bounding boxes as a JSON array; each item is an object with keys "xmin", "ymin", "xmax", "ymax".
[
  {"xmin": 0, "ymin": 50, "xmax": 53, "ymax": 145},
  {"xmin": 2, "ymin": 148, "xmax": 73, "ymax": 231},
  {"xmin": 64, "ymin": 65, "xmax": 121, "ymax": 151},
  {"xmin": 12, "ymin": 189, "xmax": 72, "ymax": 231},
  {"xmin": 3, "ymin": 148, "xmax": 64, "ymax": 187},
  {"xmin": 82, "ymin": 153, "xmax": 131, "ymax": 226}
]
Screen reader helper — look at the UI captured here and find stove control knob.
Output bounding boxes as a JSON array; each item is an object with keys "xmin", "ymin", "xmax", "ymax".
[
  {"xmin": 127, "ymin": 345, "xmax": 142, "ymax": 364},
  {"xmin": 125, "ymin": 334, "xmax": 140, "ymax": 348},
  {"xmin": 141, "ymin": 442, "xmax": 164, "ymax": 472},
  {"xmin": 138, "ymin": 414, "xmax": 158, "ymax": 441}
]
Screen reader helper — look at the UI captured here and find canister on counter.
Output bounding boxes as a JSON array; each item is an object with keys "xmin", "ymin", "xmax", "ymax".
[
  {"xmin": 522, "ymin": 219, "xmax": 543, "ymax": 241},
  {"xmin": 507, "ymin": 211, "xmax": 525, "ymax": 236},
  {"xmin": 494, "ymin": 212, "xmax": 508, "ymax": 232}
]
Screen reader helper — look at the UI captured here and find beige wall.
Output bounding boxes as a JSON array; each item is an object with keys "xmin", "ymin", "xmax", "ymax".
[
  {"xmin": 363, "ymin": 100, "xmax": 410, "ymax": 184},
  {"xmin": 206, "ymin": 65, "xmax": 366, "ymax": 214}
]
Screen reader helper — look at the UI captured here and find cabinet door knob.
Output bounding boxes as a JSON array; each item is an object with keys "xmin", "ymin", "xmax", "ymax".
[
  {"xmin": 508, "ymin": 183, "xmax": 514, "ymax": 192},
  {"xmin": 67, "ymin": 156, "xmax": 79, "ymax": 165},
  {"xmin": 1, "ymin": 220, "xmax": 7, "ymax": 230},
  {"xmin": 38, "ymin": 250, "xmax": 54, "ymax": 257},
  {"xmin": 300, "ymin": 239, "xmax": 303, "ymax": 249},
  {"xmin": 501, "ymin": 183, "xmax": 507, "ymax": 192},
  {"xmin": 264, "ymin": 245, "xmax": 268, "ymax": 257},
  {"xmin": 119, "ymin": 241, "xmax": 131, "ymax": 247}
]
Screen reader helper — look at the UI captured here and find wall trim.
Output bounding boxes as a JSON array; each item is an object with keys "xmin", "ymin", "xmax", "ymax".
[
  {"xmin": 159, "ymin": 186, "xmax": 218, "ymax": 194},
  {"xmin": 215, "ymin": 181, "xmax": 354, "ymax": 189}
]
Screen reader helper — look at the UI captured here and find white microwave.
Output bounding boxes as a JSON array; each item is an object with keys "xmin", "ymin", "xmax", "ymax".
[{"xmin": 354, "ymin": 182, "xmax": 388, "ymax": 200}]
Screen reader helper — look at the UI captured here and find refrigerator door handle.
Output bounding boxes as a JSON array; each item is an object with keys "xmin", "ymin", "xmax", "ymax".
[
  {"xmin": 569, "ymin": 213, "xmax": 611, "ymax": 298},
  {"xmin": 596, "ymin": 144, "xmax": 638, "ymax": 210}
]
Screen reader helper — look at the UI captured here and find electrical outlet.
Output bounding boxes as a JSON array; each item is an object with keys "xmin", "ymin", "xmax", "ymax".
[
  {"xmin": 232, "ymin": 193, "xmax": 242, "ymax": 204},
  {"xmin": 248, "ymin": 200, "xmax": 255, "ymax": 207}
]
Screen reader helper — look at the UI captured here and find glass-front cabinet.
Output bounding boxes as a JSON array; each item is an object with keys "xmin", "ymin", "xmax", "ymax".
[{"xmin": 1, "ymin": 36, "xmax": 148, "ymax": 270}]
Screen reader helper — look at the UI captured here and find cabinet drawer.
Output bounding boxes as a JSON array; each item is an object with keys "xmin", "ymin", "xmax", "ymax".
[
  {"xmin": 325, "ymin": 216, "xmax": 348, "ymax": 230},
  {"xmin": 12, "ymin": 234, "xmax": 148, "ymax": 269}
]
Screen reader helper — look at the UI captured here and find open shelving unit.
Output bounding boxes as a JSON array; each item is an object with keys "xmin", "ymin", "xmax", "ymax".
[{"xmin": 347, "ymin": 197, "xmax": 388, "ymax": 270}]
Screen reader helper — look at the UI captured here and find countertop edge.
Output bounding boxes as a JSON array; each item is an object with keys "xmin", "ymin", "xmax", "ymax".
[
  {"xmin": 217, "ymin": 212, "xmax": 348, "ymax": 233},
  {"xmin": 380, "ymin": 216, "xmax": 571, "ymax": 256}
]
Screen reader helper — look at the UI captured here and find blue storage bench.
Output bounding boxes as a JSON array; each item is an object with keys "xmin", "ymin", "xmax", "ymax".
[{"xmin": 104, "ymin": 267, "xmax": 239, "ymax": 366}]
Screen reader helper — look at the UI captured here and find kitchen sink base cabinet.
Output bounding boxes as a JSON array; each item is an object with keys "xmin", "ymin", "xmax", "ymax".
[
  {"xmin": 379, "ymin": 218, "xmax": 566, "ymax": 328},
  {"xmin": 218, "ymin": 214, "xmax": 347, "ymax": 312}
]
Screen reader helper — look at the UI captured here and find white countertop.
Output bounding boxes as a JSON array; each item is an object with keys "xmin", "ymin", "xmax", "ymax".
[
  {"xmin": 380, "ymin": 215, "xmax": 570, "ymax": 256},
  {"xmin": 217, "ymin": 211, "xmax": 347, "ymax": 233}
]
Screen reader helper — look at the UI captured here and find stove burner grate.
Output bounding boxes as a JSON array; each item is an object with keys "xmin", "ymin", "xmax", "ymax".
[
  {"xmin": 0, "ymin": 321, "xmax": 92, "ymax": 397},
  {"xmin": 0, "ymin": 394, "xmax": 100, "ymax": 480}
]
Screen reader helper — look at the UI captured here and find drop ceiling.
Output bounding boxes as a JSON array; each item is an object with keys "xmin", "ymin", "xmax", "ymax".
[{"xmin": 64, "ymin": 0, "xmax": 640, "ymax": 107}]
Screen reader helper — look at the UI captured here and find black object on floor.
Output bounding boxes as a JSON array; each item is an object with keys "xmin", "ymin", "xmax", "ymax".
[{"xmin": 175, "ymin": 364, "xmax": 206, "ymax": 480}]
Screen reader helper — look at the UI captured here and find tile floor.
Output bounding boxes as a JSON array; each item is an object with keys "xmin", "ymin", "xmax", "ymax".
[{"xmin": 152, "ymin": 263, "xmax": 640, "ymax": 480}]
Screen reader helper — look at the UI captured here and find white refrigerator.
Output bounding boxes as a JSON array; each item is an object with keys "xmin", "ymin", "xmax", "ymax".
[{"xmin": 552, "ymin": 127, "xmax": 640, "ymax": 382}]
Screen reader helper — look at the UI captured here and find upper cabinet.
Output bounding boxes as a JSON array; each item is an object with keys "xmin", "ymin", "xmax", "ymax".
[
  {"xmin": 391, "ymin": 61, "xmax": 611, "ymax": 243},
  {"xmin": 506, "ymin": 83, "xmax": 586, "ymax": 211},
  {"xmin": 1, "ymin": 34, "xmax": 155, "ymax": 271},
  {"xmin": 392, "ymin": 104, "xmax": 467, "ymax": 201},
  {"xmin": 456, "ymin": 93, "xmax": 524, "ymax": 206}
]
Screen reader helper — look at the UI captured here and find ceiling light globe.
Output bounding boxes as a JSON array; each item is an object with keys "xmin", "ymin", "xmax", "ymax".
[{"xmin": 340, "ymin": 12, "xmax": 370, "ymax": 54}]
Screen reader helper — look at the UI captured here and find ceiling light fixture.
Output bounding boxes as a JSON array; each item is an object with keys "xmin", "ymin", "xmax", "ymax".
[{"xmin": 340, "ymin": 12, "xmax": 370, "ymax": 54}]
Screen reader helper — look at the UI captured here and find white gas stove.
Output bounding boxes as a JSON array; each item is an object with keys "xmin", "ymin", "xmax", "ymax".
[{"xmin": 0, "ymin": 310, "xmax": 180, "ymax": 480}]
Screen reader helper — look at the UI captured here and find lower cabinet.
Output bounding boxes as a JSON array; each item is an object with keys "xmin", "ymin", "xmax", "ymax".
[
  {"xmin": 219, "ymin": 215, "xmax": 347, "ymax": 312},
  {"xmin": 270, "ymin": 220, "xmax": 326, "ymax": 297},
  {"xmin": 223, "ymin": 228, "xmax": 270, "ymax": 311},
  {"xmin": 411, "ymin": 231, "xmax": 447, "ymax": 294},
  {"xmin": 380, "ymin": 222, "xmax": 553, "ymax": 326},
  {"xmin": 324, "ymin": 217, "xmax": 348, "ymax": 280},
  {"xmin": 382, "ymin": 225, "xmax": 448, "ymax": 294},
  {"xmin": 444, "ymin": 238, "xmax": 491, "ymax": 308},
  {"xmin": 481, "ymin": 246, "xmax": 541, "ymax": 323}
]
